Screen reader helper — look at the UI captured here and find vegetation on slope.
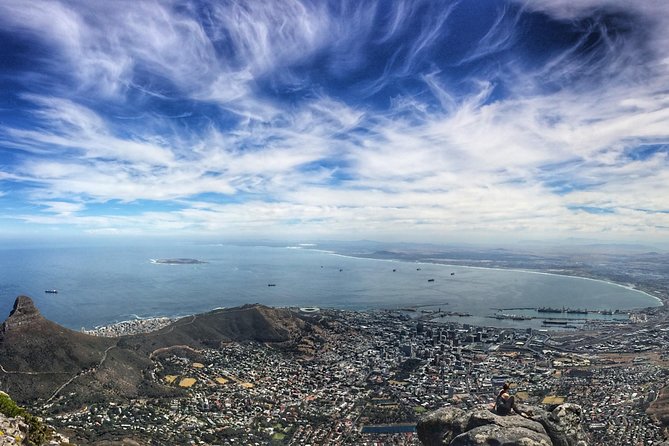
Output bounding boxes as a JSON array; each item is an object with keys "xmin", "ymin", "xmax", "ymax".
[{"xmin": 0, "ymin": 391, "xmax": 52, "ymax": 445}]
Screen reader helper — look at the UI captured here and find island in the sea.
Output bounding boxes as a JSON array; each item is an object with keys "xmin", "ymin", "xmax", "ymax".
[{"xmin": 152, "ymin": 258, "xmax": 207, "ymax": 265}]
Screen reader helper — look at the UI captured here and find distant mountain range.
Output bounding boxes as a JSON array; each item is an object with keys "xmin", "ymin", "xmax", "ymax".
[{"xmin": 0, "ymin": 296, "xmax": 309, "ymax": 408}]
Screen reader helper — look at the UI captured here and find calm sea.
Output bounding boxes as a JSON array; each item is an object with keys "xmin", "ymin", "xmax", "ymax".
[{"xmin": 0, "ymin": 243, "xmax": 661, "ymax": 329}]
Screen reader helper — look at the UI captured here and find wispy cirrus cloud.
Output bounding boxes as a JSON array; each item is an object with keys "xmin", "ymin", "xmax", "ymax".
[{"xmin": 0, "ymin": 0, "xmax": 668, "ymax": 244}]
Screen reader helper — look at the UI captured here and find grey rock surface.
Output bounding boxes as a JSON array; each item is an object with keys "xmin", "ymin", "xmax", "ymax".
[
  {"xmin": 534, "ymin": 403, "xmax": 588, "ymax": 446},
  {"xmin": 417, "ymin": 406, "xmax": 468, "ymax": 446},
  {"xmin": 417, "ymin": 404, "xmax": 589, "ymax": 446},
  {"xmin": 466, "ymin": 408, "xmax": 548, "ymax": 435},
  {"xmin": 0, "ymin": 414, "xmax": 27, "ymax": 445},
  {"xmin": 451, "ymin": 423, "xmax": 552, "ymax": 446}
]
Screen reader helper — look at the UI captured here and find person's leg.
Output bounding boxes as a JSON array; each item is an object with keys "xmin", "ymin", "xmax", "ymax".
[
  {"xmin": 497, "ymin": 405, "xmax": 510, "ymax": 415},
  {"xmin": 510, "ymin": 396, "xmax": 524, "ymax": 415},
  {"xmin": 497, "ymin": 396, "xmax": 513, "ymax": 415}
]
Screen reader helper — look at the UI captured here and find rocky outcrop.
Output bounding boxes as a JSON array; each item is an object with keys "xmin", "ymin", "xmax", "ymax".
[
  {"xmin": 417, "ymin": 407, "xmax": 468, "ymax": 445},
  {"xmin": 0, "ymin": 391, "xmax": 72, "ymax": 446},
  {"xmin": 417, "ymin": 404, "xmax": 588, "ymax": 446},
  {"xmin": 0, "ymin": 413, "xmax": 28, "ymax": 445},
  {"xmin": 532, "ymin": 403, "xmax": 587, "ymax": 446},
  {"xmin": 0, "ymin": 413, "xmax": 72, "ymax": 445},
  {"xmin": 3, "ymin": 296, "xmax": 43, "ymax": 330}
]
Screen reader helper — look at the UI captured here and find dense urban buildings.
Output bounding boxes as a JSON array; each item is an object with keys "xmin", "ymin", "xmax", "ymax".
[{"xmin": 44, "ymin": 304, "xmax": 669, "ymax": 445}]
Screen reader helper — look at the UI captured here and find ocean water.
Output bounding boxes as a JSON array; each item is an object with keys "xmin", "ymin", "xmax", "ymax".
[{"xmin": 0, "ymin": 243, "xmax": 661, "ymax": 330}]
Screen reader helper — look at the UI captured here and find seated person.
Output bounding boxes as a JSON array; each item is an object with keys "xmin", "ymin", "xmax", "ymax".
[{"xmin": 495, "ymin": 382, "xmax": 525, "ymax": 416}]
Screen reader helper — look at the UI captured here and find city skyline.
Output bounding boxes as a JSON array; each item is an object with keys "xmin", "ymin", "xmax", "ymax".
[{"xmin": 1, "ymin": 0, "xmax": 668, "ymax": 245}]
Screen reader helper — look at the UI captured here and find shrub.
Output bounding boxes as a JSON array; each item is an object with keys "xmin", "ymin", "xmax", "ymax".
[
  {"xmin": 0, "ymin": 393, "xmax": 24, "ymax": 418},
  {"xmin": 0, "ymin": 393, "xmax": 53, "ymax": 445}
]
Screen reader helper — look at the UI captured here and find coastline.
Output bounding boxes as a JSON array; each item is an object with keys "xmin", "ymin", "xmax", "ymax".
[
  {"xmin": 35, "ymin": 243, "xmax": 663, "ymax": 332},
  {"xmin": 81, "ymin": 316, "xmax": 177, "ymax": 337},
  {"xmin": 425, "ymin": 260, "xmax": 664, "ymax": 306},
  {"xmin": 298, "ymin": 247, "xmax": 664, "ymax": 307}
]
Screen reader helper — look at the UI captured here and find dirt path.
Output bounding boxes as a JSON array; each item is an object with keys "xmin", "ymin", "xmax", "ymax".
[{"xmin": 44, "ymin": 344, "xmax": 118, "ymax": 405}]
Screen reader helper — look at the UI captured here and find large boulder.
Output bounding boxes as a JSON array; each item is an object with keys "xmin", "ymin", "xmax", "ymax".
[
  {"xmin": 417, "ymin": 404, "xmax": 588, "ymax": 446},
  {"xmin": 533, "ymin": 404, "xmax": 588, "ymax": 446},
  {"xmin": 451, "ymin": 423, "xmax": 552, "ymax": 446},
  {"xmin": 417, "ymin": 407, "xmax": 468, "ymax": 446},
  {"xmin": 466, "ymin": 408, "xmax": 548, "ymax": 435}
]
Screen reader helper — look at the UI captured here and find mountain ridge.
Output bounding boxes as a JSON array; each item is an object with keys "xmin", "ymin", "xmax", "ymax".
[{"xmin": 0, "ymin": 296, "xmax": 308, "ymax": 407}]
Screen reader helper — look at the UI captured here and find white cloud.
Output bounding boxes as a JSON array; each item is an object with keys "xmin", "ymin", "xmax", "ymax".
[
  {"xmin": 39, "ymin": 201, "xmax": 85, "ymax": 216},
  {"xmin": 1, "ymin": 0, "xmax": 669, "ymax": 243}
]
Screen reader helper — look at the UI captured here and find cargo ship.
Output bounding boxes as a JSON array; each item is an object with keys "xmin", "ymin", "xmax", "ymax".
[{"xmin": 542, "ymin": 320, "xmax": 568, "ymax": 325}]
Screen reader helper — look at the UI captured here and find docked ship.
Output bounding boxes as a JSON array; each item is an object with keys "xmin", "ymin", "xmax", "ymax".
[
  {"xmin": 493, "ymin": 313, "xmax": 532, "ymax": 321},
  {"xmin": 566, "ymin": 308, "xmax": 588, "ymax": 314},
  {"xmin": 537, "ymin": 307, "xmax": 563, "ymax": 313},
  {"xmin": 542, "ymin": 320, "xmax": 568, "ymax": 325}
]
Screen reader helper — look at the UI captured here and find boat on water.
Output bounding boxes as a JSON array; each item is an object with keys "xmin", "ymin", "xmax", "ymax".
[
  {"xmin": 44, "ymin": 289, "xmax": 58, "ymax": 294},
  {"xmin": 542, "ymin": 320, "xmax": 568, "ymax": 325},
  {"xmin": 566, "ymin": 309, "xmax": 588, "ymax": 314},
  {"xmin": 267, "ymin": 284, "xmax": 276, "ymax": 287},
  {"xmin": 537, "ymin": 307, "xmax": 563, "ymax": 313},
  {"xmin": 538, "ymin": 307, "xmax": 589, "ymax": 314},
  {"xmin": 427, "ymin": 279, "xmax": 435, "ymax": 282},
  {"xmin": 493, "ymin": 313, "xmax": 532, "ymax": 321},
  {"xmin": 450, "ymin": 272, "xmax": 455, "ymax": 276}
]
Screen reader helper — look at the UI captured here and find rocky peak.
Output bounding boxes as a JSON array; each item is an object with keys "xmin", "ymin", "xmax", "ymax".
[
  {"xmin": 417, "ymin": 404, "xmax": 588, "ymax": 446},
  {"xmin": 3, "ymin": 295, "xmax": 44, "ymax": 329}
]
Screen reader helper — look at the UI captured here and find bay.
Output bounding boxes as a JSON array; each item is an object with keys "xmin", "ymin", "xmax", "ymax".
[{"xmin": 0, "ymin": 243, "xmax": 661, "ymax": 329}]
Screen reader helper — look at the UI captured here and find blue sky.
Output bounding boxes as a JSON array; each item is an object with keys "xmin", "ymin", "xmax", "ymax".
[{"xmin": 1, "ymin": 0, "xmax": 668, "ymax": 244}]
